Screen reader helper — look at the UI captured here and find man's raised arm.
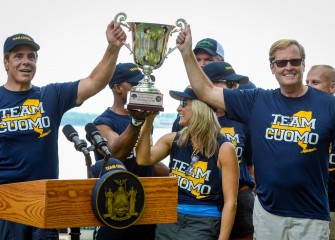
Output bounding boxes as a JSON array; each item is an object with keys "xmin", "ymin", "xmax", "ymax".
[{"xmin": 176, "ymin": 25, "xmax": 226, "ymax": 111}]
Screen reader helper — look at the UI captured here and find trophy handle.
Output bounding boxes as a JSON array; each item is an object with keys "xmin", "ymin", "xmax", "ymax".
[
  {"xmin": 114, "ymin": 12, "xmax": 133, "ymax": 54},
  {"xmin": 165, "ymin": 18, "xmax": 187, "ymax": 58}
]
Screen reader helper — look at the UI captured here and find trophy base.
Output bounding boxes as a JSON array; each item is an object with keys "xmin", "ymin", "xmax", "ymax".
[
  {"xmin": 127, "ymin": 91, "xmax": 164, "ymax": 112},
  {"xmin": 127, "ymin": 104, "xmax": 164, "ymax": 112}
]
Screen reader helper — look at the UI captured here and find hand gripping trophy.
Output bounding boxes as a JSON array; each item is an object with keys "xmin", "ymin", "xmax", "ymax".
[{"xmin": 114, "ymin": 12, "xmax": 187, "ymax": 111}]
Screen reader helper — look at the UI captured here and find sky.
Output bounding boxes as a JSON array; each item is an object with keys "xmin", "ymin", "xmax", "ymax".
[{"xmin": 1, "ymin": 0, "xmax": 335, "ymax": 114}]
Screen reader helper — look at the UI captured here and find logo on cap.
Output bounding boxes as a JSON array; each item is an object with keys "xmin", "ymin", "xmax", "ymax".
[
  {"xmin": 196, "ymin": 39, "xmax": 214, "ymax": 48},
  {"xmin": 12, "ymin": 36, "xmax": 32, "ymax": 41},
  {"xmin": 130, "ymin": 66, "xmax": 140, "ymax": 72}
]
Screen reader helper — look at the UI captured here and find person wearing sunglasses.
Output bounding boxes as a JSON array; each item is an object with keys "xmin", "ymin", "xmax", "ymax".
[
  {"xmin": 136, "ymin": 86, "xmax": 239, "ymax": 240},
  {"xmin": 171, "ymin": 38, "xmax": 224, "ymax": 133},
  {"xmin": 171, "ymin": 38, "xmax": 256, "ymax": 133},
  {"xmin": 176, "ymin": 26, "xmax": 335, "ymax": 240},
  {"xmin": 203, "ymin": 61, "xmax": 255, "ymax": 240},
  {"xmin": 306, "ymin": 65, "xmax": 335, "ymax": 240}
]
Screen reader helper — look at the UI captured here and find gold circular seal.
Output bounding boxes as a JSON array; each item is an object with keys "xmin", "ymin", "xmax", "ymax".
[{"xmin": 92, "ymin": 170, "xmax": 145, "ymax": 229}]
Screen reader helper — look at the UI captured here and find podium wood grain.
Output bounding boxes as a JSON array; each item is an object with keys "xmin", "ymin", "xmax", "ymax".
[{"xmin": 0, "ymin": 177, "xmax": 177, "ymax": 228}]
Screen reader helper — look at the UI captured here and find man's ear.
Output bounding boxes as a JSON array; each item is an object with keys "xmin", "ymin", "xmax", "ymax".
[
  {"xmin": 270, "ymin": 63, "xmax": 275, "ymax": 75},
  {"xmin": 4, "ymin": 59, "xmax": 9, "ymax": 71},
  {"xmin": 113, "ymin": 84, "xmax": 122, "ymax": 93},
  {"xmin": 330, "ymin": 82, "xmax": 335, "ymax": 95}
]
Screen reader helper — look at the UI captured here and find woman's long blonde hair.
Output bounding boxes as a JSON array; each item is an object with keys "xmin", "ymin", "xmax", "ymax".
[{"xmin": 177, "ymin": 99, "xmax": 221, "ymax": 158}]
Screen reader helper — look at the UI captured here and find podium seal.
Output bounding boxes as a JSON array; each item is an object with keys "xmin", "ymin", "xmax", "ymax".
[{"xmin": 92, "ymin": 170, "xmax": 145, "ymax": 229}]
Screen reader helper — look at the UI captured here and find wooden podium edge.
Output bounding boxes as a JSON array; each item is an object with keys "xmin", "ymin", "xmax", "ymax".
[{"xmin": 0, "ymin": 177, "xmax": 177, "ymax": 228}]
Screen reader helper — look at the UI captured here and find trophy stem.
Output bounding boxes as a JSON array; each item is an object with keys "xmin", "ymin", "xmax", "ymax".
[{"xmin": 132, "ymin": 65, "xmax": 160, "ymax": 93}]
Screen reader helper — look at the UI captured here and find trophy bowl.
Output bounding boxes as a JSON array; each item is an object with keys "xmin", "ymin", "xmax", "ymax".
[{"xmin": 115, "ymin": 12, "xmax": 187, "ymax": 111}]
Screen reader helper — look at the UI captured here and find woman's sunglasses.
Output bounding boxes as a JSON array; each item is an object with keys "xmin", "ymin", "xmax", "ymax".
[{"xmin": 180, "ymin": 99, "xmax": 187, "ymax": 108}]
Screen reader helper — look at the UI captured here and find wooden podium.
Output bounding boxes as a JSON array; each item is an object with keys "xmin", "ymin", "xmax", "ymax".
[{"xmin": 0, "ymin": 177, "xmax": 177, "ymax": 229}]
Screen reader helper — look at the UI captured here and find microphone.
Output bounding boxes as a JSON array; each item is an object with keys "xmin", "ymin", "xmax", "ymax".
[
  {"xmin": 85, "ymin": 123, "xmax": 111, "ymax": 157},
  {"xmin": 62, "ymin": 124, "xmax": 91, "ymax": 156}
]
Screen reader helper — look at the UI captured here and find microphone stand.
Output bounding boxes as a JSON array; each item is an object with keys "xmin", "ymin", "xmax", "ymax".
[{"xmin": 69, "ymin": 151, "xmax": 93, "ymax": 240}]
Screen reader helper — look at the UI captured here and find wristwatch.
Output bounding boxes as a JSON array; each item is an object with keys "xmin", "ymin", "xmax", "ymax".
[{"xmin": 131, "ymin": 117, "xmax": 144, "ymax": 127}]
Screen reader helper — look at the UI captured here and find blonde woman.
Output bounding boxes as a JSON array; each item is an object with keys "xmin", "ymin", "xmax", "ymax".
[{"xmin": 136, "ymin": 86, "xmax": 239, "ymax": 240}]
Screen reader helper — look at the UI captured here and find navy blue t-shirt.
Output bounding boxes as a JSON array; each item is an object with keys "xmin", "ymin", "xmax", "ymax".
[
  {"xmin": 93, "ymin": 108, "xmax": 154, "ymax": 177},
  {"xmin": 329, "ymin": 135, "xmax": 335, "ymax": 211},
  {"xmin": 218, "ymin": 115, "xmax": 255, "ymax": 189},
  {"xmin": 170, "ymin": 133, "xmax": 229, "ymax": 207},
  {"xmin": 0, "ymin": 82, "xmax": 78, "ymax": 183},
  {"xmin": 224, "ymin": 87, "xmax": 335, "ymax": 220}
]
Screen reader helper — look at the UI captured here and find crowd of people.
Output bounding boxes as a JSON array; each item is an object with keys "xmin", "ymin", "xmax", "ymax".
[{"xmin": 1, "ymin": 20, "xmax": 335, "ymax": 240}]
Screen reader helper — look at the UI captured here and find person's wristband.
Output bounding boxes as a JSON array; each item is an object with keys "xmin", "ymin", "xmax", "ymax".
[{"xmin": 131, "ymin": 117, "xmax": 144, "ymax": 127}]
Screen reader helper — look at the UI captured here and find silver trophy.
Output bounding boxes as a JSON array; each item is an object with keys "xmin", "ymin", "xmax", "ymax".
[{"xmin": 114, "ymin": 12, "xmax": 187, "ymax": 111}]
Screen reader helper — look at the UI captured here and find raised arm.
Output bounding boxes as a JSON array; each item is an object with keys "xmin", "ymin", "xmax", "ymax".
[
  {"xmin": 217, "ymin": 141, "xmax": 239, "ymax": 240},
  {"xmin": 76, "ymin": 21, "xmax": 126, "ymax": 105},
  {"xmin": 96, "ymin": 111, "xmax": 152, "ymax": 162},
  {"xmin": 136, "ymin": 114, "xmax": 175, "ymax": 166},
  {"xmin": 176, "ymin": 25, "xmax": 226, "ymax": 111}
]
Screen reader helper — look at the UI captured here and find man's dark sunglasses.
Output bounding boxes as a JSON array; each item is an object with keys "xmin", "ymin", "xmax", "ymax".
[
  {"xmin": 271, "ymin": 58, "xmax": 303, "ymax": 68},
  {"xmin": 212, "ymin": 80, "xmax": 239, "ymax": 89}
]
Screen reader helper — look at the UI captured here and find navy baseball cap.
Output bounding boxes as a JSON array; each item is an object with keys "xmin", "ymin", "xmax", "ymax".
[
  {"xmin": 202, "ymin": 62, "xmax": 249, "ymax": 84},
  {"xmin": 169, "ymin": 85, "xmax": 198, "ymax": 101},
  {"xmin": 170, "ymin": 85, "xmax": 217, "ymax": 111},
  {"xmin": 193, "ymin": 38, "xmax": 224, "ymax": 58},
  {"xmin": 109, "ymin": 63, "xmax": 143, "ymax": 89},
  {"xmin": 90, "ymin": 158, "xmax": 127, "ymax": 178},
  {"xmin": 3, "ymin": 33, "xmax": 40, "ymax": 54}
]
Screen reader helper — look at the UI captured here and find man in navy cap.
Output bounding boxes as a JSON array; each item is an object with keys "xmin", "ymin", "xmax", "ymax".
[
  {"xmin": 92, "ymin": 62, "xmax": 168, "ymax": 240},
  {"xmin": 171, "ymin": 38, "xmax": 224, "ymax": 132},
  {"xmin": 203, "ymin": 61, "xmax": 255, "ymax": 240},
  {"xmin": 0, "ymin": 21, "xmax": 126, "ymax": 240},
  {"xmin": 172, "ymin": 38, "xmax": 255, "ymax": 131}
]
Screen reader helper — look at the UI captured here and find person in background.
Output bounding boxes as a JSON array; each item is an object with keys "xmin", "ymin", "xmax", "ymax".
[
  {"xmin": 193, "ymin": 37, "xmax": 256, "ymax": 90},
  {"xmin": 238, "ymin": 81, "xmax": 256, "ymax": 90},
  {"xmin": 136, "ymin": 86, "xmax": 239, "ymax": 240},
  {"xmin": 0, "ymin": 21, "xmax": 126, "ymax": 240},
  {"xmin": 202, "ymin": 61, "xmax": 255, "ymax": 240},
  {"xmin": 306, "ymin": 64, "xmax": 335, "ymax": 94},
  {"xmin": 176, "ymin": 25, "xmax": 335, "ymax": 240},
  {"xmin": 171, "ymin": 38, "xmax": 224, "ymax": 132},
  {"xmin": 306, "ymin": 64, "xmax": 335, "ymax": 240},
  {"xmin": 92, "ymin": 62, "xmax": 169, "ymax": 240},
  {"xmin": 193, "ymin": 38, "xmax": 225, "ymax": 67},
  {"xmin": 172, "ymin": 38, "xmax": 255, "ymax": 132}
]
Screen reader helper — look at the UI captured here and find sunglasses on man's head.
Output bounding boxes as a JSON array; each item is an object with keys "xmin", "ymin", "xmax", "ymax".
[
  {"xmin": 271, "ymin": 58, "xmax": 303, "ymax": 68},
  {"xmin": 212, "ymin": 80, "xmax": 239, "ymax": 89}
]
